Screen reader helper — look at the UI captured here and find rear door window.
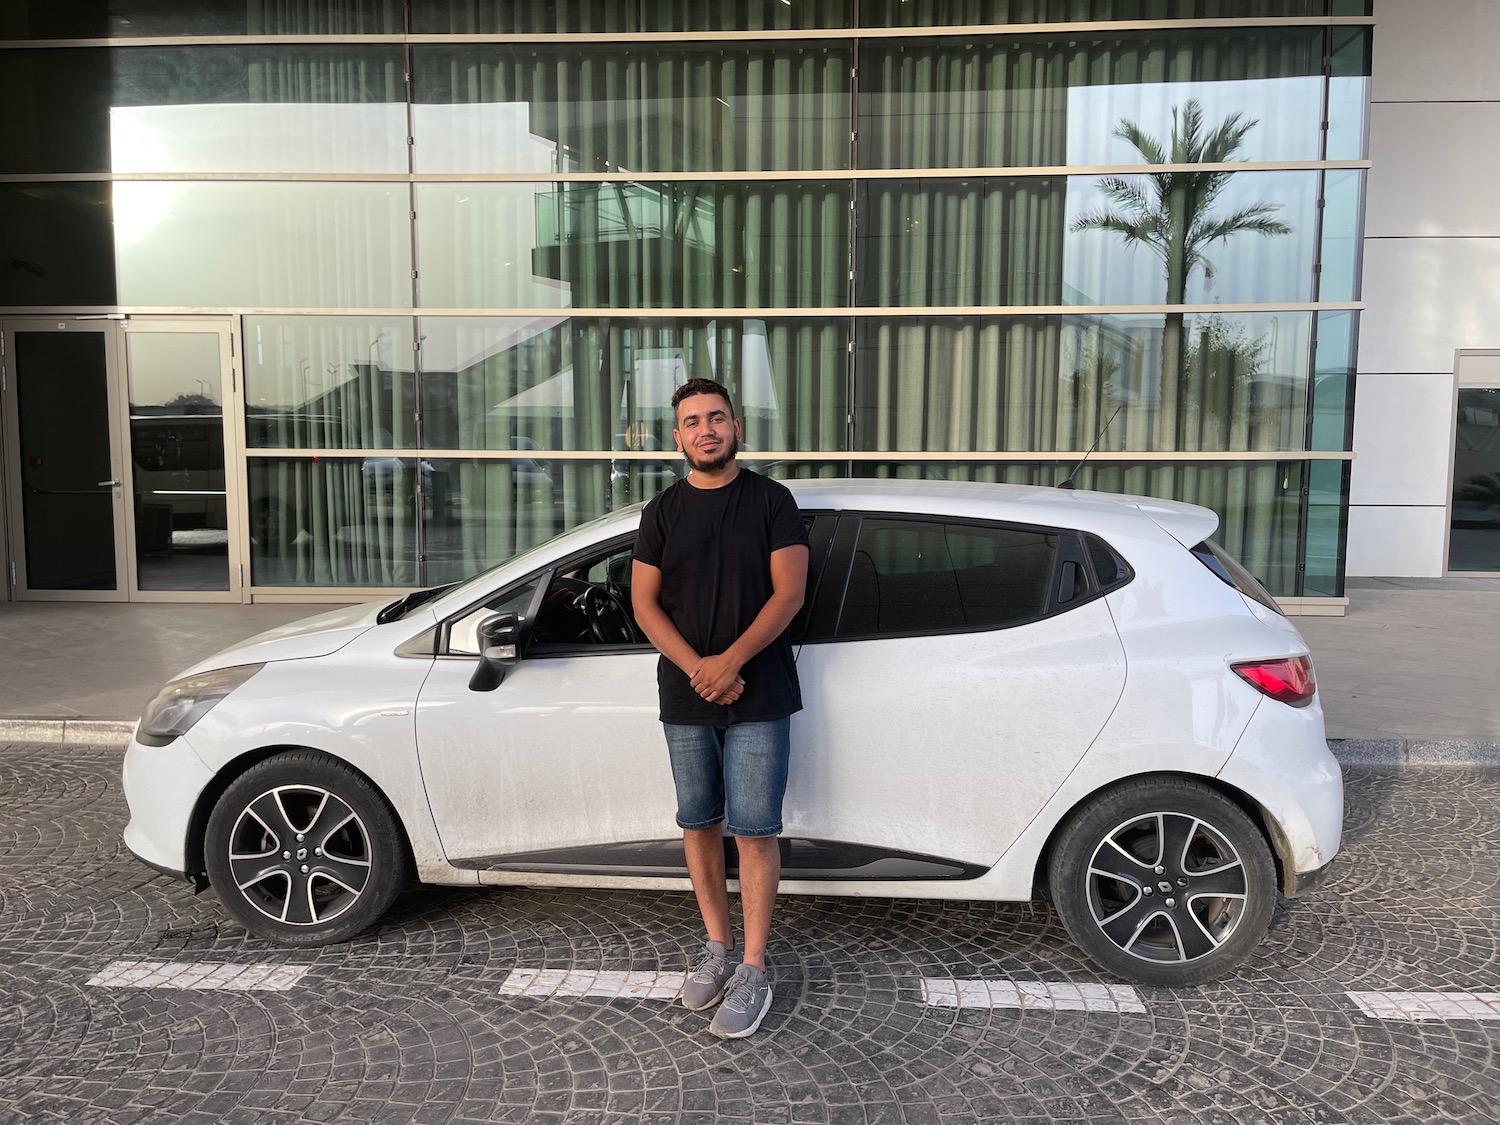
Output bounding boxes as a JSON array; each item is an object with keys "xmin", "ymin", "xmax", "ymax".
[{"xmin": 836, "ymin": 518, "xmax": 1062, "ymax": 638}]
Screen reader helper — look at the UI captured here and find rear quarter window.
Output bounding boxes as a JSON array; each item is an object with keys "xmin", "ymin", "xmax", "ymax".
[
  {"xmin": 1084, "ymin": 533, "xmax": 1133, "ymax": 591},
  {"xmin": 1190, "ymin": 539, "xmax": 1283, "ymax": 615}
]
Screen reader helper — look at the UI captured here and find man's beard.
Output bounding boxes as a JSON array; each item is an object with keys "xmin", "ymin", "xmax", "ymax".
[{"xmin": 682, "ymin": 431, "xmax": 739, "ymax": 474}]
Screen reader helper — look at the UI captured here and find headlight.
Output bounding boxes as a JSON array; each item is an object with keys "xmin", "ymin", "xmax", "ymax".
[{"xmin": 136, "ymin": 664, "xmax": 264, "ymax": 747}]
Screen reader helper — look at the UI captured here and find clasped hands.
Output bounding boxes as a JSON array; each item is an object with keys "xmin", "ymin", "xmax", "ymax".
[{"xmin": 689, "ymin": 652, "xmax": 745, "ymax": 705}]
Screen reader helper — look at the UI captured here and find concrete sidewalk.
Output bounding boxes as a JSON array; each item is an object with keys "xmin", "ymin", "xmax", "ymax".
[{"xmin": 0, "ymin": 579, "xmax": 1497, "ymax": 760}]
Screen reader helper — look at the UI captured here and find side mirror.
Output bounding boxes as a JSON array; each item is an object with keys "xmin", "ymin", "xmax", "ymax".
[{"xmin": 469, "ymin": 611, "xmax": 520, "ymax": 692}]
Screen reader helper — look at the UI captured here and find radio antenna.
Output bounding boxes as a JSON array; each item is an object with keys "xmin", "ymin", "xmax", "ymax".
[{"xmin": 1057, "ymin": 406, "xmax": 1122, "ymax": 490}]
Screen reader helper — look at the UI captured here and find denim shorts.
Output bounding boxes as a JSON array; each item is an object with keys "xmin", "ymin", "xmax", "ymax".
[{"xmin": 662, "ymin": 717, "xmax": 791, "ymax": 838}]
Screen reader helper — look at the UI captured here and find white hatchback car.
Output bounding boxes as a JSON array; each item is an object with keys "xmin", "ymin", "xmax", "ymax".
[{"xmin": 123, "ymin": 479, "xmax": 1342, "ymax": 986}]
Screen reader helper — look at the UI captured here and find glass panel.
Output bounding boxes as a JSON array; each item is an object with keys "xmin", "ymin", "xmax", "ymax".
[
  {"xmin": 418, "ymin": 181, "xmax": 851, "ymax": 309},
  {"xmin": 0, "ymin": 0, "xmax": 402, "ymax": 38},
  {"xmin": 855, "ymin": 313, "xmax": 1312, "ymax": 454},
  {"xmin": 1311, "ymin": 310, "xmax": 1357, "ymax": 450},
  {"xmin": 839, "ymin": 518, "xmax": 1060, "ymax": 636},
  {"xmin": 1450, "ymin": 388, "xmax": 1500, "ymax": 573},
  {"xmin": 0, "ymin": 47, "xmax": 406, "ymax": 176},
  {"xmin": 1303, "ymin": 459, "xmax": 1348, "ymax": 596},
  {"xmin": 410, "ymin": 0, "xmax": 852, "ymax": 33},
  {"xmin": 13, "ymin": 332, "xmax": 117, "ymax": 590},
  {"xmin": 1070, "ymin": 169, "xmax": 1319, "ymax": 305},
  {"xmin": 1318, "ymin": 169, "xmax": 1364, "ymax": 303},
  {"xmin": 858, "ymin": 173, "xmax": 1319, "ymax": 307},
  {"xmin": 858, "ymin": 30, "xmax": 1326, "ymax": 169},
  {"xmin": 245, "ymin": 318, "xmax": 416, "ymax": 450},
  {"xmin": 1327, "ymin": 28, "xmax": 1372, "ymax": 161},
  {"xmin": 859, "ymin": 0, "xmax": 1332, "ymax": 25},
  {"xmin": 413, "ymin": 44, "xmax": 852, "ymax": 174},
  {"xmin": 114, "ymin": 182, "xmax": 412, "ymax": 308},
  {"xmin": 853, "ymin": 458, "xmax": 1305, "ymax": 596},
  {"xmin": 126, "ymin": 331, "xmax": 229, "ymax": 591},
  {"xmin": 1332, "ymin": 0, "xmax": 1371, "ymax": 13},
  {"xmin": 416, "ymin": 316, "xmax": 848, "ymax": 455},
  {"xmin": 423, "ymin": 456, "xmax": 832, "ymax": 586},
  {"xmin": 0, "ymin": 183, "xmax": 116, "ymax": 306},
  {"xmin": 248, "ymin": 456, "xmax": 417, "ymax": 587}
]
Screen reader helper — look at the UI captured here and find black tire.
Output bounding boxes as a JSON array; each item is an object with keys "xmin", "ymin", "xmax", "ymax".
[
  {"xmin": 1047, "ymin": 777, "xmax": 1277, "ymax": 987},
  {"xmin": 204, "ymin": 751, "xmax": 409, "ymax": 946}
]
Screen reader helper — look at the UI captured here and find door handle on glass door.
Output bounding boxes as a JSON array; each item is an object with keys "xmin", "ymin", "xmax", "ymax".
[{"xmin": 97, "ymin": 480, "xmax": 120, "ymax": 487}]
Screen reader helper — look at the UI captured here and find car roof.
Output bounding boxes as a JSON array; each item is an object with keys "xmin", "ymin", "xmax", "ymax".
[
  {"xmin": 582, "ymin": 476, "xmax": 1218, "ymax": 547},
  {"xmin": 776, "ymin": 477, "xmax": 1220, "ymax": 547}
]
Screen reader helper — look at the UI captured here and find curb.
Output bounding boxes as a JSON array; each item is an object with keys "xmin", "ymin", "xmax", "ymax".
[
  {"xmin": 3, "ymin": 720, "xmax": 1499, "ymax": 767},
  {"xmin": 1327, "ymin": 738, "xmax": 1500, "ymax": 767},
  {"xmin": 0, "ymin": 718, "xmax": 137, "ymax": 746}
]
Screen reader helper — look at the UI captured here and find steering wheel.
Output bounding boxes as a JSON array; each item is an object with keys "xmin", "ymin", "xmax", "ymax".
[{"xmin": 579, "ymin": 584, "xmax": 639, "ymax": 645}]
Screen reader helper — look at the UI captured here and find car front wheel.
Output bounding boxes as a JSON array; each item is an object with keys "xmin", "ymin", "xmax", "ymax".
[
  {"xmin": 204, "ymin": 751, "xmax": 408, "ymax": 946},
  {"xmin": 1047, "ymin": 778, "xmax": 1277, "ymax": 987}
]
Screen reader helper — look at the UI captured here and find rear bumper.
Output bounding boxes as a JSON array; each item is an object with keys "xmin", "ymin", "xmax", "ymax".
[{"xmin": 1217, "ymin": 695, "xmax": 1344, "ymax": 891}]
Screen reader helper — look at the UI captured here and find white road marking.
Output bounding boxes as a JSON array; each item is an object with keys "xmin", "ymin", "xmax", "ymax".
[
  {"xmin": 499, "ymin": 968, "xmax": 687, "ymax": 1002},
  {"xmin": 1348, "ymin": 990, "xmax": 1500, "ymax": 1021},
  {"xmin": 87, "ymin": 960, "xmax": 310, "ymax": 991},
  {"xmin": 921, "ymin": 978, "xmax": 1147, "ymax": 1013}
]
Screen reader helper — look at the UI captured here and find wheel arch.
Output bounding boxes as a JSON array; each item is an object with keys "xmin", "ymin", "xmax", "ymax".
[
  {"xmin": 1032, "ymin": 770, "xmax": 1287, "ymax": 898},
  {"xmin": 184, "ymin": 744, "xmax": 417, "ymax": 880}
]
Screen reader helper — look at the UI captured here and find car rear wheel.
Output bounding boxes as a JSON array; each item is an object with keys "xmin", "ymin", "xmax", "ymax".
[
  {"xmin": 1047, "ymin": 778, "xmax": 1277, "ymax": 987},
  {"xmin": 204, "ymin": 751, "xmax": 408, "ymax": 946}
]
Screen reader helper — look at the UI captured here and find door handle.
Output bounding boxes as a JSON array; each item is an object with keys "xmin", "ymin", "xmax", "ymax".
[{"xmin": 97, "ymin": 479, "xmax": 120, "ymax": 487}]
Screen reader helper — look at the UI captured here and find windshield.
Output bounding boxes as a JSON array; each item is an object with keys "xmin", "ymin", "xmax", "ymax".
[{"xmin": 420, "ymin": 503, "xmax": 646, "ymax": 618}]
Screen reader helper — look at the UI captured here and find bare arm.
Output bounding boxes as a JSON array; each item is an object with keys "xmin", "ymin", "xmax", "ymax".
[
  {"xmin": 689, "ymin": 544, "xmax": 809, "ymax": 703},
  {"xmin": 631, "ymin": 559, "xmax": 745, "ymax": 705}
]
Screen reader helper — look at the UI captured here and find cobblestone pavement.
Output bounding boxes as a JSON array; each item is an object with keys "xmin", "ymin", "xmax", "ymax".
[{"xmin": 2, "ymin": 746, "xmax": 1498, "ymax": 1125}]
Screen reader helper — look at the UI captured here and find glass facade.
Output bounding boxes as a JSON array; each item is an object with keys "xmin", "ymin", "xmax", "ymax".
[{"xmin": 0, "ymin": 4, "xmax": 1370, "ymax": 598}]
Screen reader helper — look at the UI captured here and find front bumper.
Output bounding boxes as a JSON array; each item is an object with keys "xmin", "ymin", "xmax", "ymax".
[
  {"xmin": 121, "ymin": 730, "xmax": 216, "ymax": 877},
  {"xmin": 1290, "ymin": 857, "xmax": 1337, "ymax": 898}
]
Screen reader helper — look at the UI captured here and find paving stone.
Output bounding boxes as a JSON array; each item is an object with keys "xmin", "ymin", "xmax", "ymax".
[{"xmin": 3, "ymin": 749, "xmax": 1500, "ymax": 1122}]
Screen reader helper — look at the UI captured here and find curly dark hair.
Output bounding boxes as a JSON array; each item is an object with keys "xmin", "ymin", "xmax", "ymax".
[{"xmin": 670, "ymin": 377, "xmax": 735, "ymax": 419}]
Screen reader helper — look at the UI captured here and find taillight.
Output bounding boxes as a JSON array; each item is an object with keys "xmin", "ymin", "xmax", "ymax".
[{"xmin": 1232, "ymin": 655, "xmax": 1315, "ymax": 705}]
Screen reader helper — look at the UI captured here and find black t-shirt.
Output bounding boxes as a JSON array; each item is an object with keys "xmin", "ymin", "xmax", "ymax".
[{"xmin": 634, "ymin": 469, "xmax": 809, "ymax": 725}]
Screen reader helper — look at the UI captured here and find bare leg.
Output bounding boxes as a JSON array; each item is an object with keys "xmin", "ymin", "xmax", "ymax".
[
  {"xmin": 734, "ymin": 836, "xmax": 781, "ymax": 971},
  {"xmin": 683, "ymin": 826, "xmax": 734, "ymax": 950}
]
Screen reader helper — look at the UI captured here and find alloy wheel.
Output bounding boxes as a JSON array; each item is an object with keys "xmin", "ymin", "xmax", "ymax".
[
  {"xmin": 226, "ymin": 784, "xmax": 373, "ymax": 926},
  {"xmin": 1084, "ymin": 811, "xmax": 1249, "ymax": 964}
]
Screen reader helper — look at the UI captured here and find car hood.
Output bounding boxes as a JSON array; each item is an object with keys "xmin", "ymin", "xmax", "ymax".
[{"xmin": 176, "ymin": 601, "xmax": 387, "ymax": 678}]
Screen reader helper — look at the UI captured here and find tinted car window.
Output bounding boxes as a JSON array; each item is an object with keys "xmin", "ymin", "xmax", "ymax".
[
  {"xmin": 1191, "ymin": 539, "xmax": 1283, "ymax": 616},
  {"xmin": 1084, "ymin": 533, "xmax": 1133, "ymax": 591},
  {"xmin": 838, "ymin": 519, "xmax": 1059, "ymax": 637}
]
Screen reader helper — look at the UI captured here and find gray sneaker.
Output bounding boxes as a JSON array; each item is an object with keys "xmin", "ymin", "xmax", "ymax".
[
  {"xmin": 681, "ymin": 940, "xmax": 736, "ymax": 1011},
  {"xmin": 709, "ymin": 963, "xmax": 773, "ymax": 1038}
]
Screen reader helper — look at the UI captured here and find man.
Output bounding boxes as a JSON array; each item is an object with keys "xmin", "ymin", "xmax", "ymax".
[{"xmin": 632, "ymin": 378, "xmax": 809, "ymax": 1039}]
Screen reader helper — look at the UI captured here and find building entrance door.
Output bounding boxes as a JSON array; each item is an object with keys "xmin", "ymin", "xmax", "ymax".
[
  {"xmin": 1, "ymin": 320, "xmax": 129, "ymax": 599},
  {"xmin": 1, "ymin": 317, "xmax": 245, "ymax": 601}
]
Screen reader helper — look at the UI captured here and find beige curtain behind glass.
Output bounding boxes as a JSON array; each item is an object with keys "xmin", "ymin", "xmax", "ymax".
[
  {"xmin": 251, "ymin": 459, "xmax": 417, "ymax": 587},
  {"xmin": 424, "ymin": 44, "xmax": 851, "ymax": 172},
  {"xmin": 860, "ymin": 0, "xmax": 1329, "ymax": 26},
  {"xmin": 436, "ymin": 317, "xmax": 850, "ymax": 579}
]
